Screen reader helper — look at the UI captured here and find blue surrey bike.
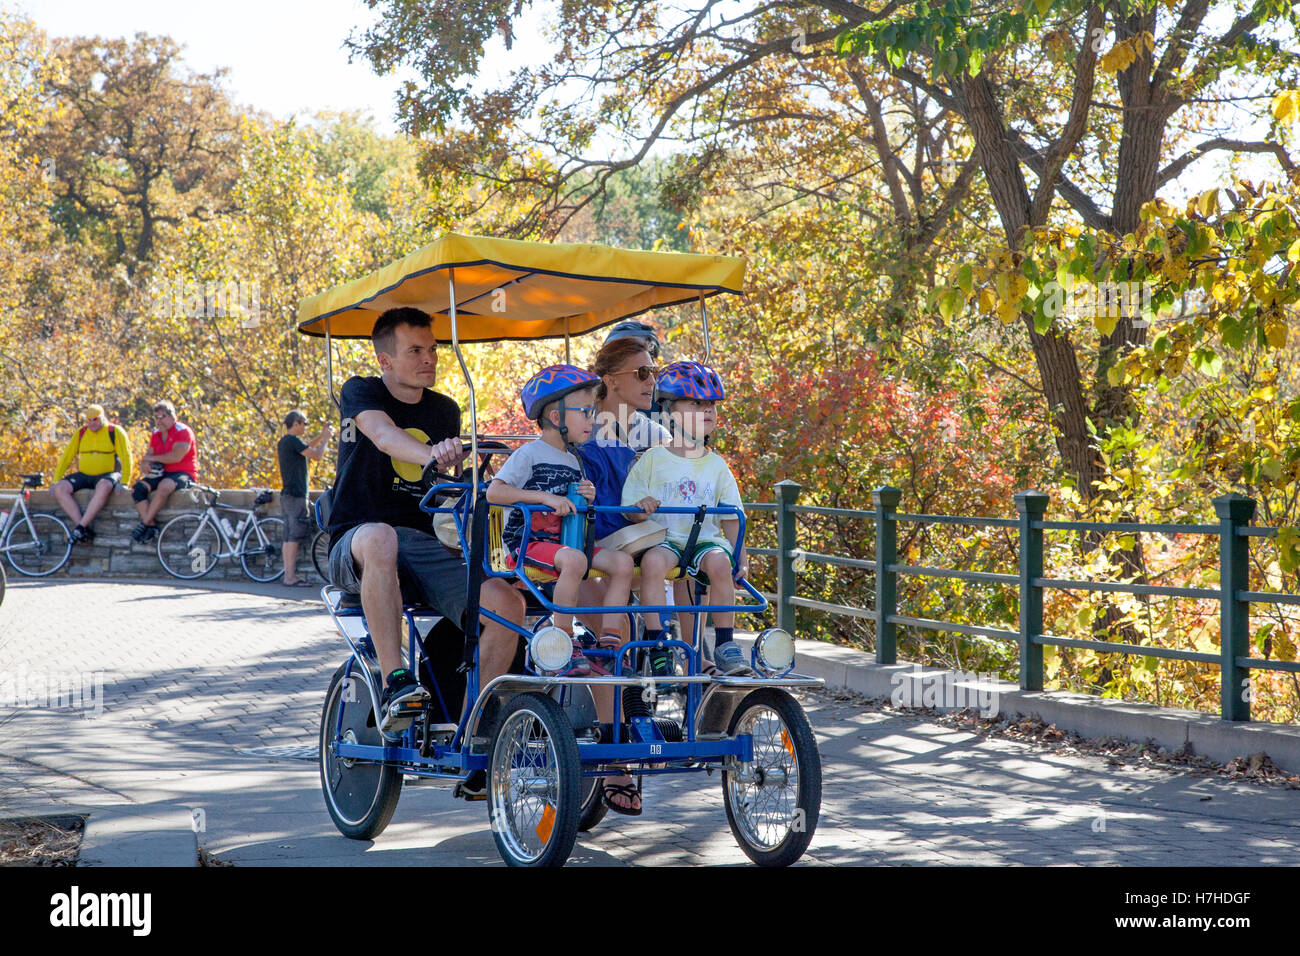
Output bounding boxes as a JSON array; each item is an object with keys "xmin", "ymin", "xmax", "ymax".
[{"xmin": 300, "ymin": 234, "xmax": 824, "ymax": 866}]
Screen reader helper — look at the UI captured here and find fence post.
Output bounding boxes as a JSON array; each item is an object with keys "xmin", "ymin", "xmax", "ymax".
[
  {"xmin": 1214, "ymin": 493, "xmax": 1255, "ymax": 721},
  {"xmin": 872, "ymin": 486, "xmax": 901, "ymax": 666},
  {"xmin": 1015, "ymin": 490, "xmax": 1049, "ymax": 692},
  {"xmin": 774, "ymin": 479, "xmax": 802, "ymax": 634}
]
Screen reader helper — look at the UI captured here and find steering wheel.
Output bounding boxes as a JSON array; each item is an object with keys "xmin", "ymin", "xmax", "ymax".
[{"xmin": 420, "ymin": 440, "xmax": 512, "ymax": 493}]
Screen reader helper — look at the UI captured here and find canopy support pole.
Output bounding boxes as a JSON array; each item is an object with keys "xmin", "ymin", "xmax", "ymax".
[
  {"xmin": 324, "ymin": 326, "xmax": 340, "ymax": 409},
  {"xmin": 699, "ymin": 292, "xmax": 711, "ymax": 365},
  {"xmin": 564, "ymin": 316, "xmax": 571, "ymax": 365},
  {"xmin": 448, "ymin": 267, "xmax": 479, "ymax": 505}
]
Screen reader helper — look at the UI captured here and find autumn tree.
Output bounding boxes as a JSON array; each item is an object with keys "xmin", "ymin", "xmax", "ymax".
[
  {"xmin": 349, "ymin": 1, "xmax": 1299, "ymax": 502},
  {"xmin": 34, "ymin": 33, "xmax": 244, "ymax": 277}
]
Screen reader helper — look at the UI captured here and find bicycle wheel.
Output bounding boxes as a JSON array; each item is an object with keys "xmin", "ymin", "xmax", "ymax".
[
  {"xmin": 488, "ymin": 692, "xmax": 581, "ymax": 867},
  {"xmin": 5, "ymin": 513, "xmax": 71, "ymax": 576},
  {"xmin": 577, "ymin": 775, "xmax": 608, "ymax": 832},
  {"xmin": 240, "ymin": 516, "xmax": 284, "ymax": 582},
  {"xmin": 310, "ymin": 530, "xmax": 331, "ymax": 582},
  {"xmin": 157, "ymin": 513, "xmax": 221, "ymax": 579},
  {"xmin": 319, "ymin": 663, "xmax": 401, "ymax": 839},
  {"xmin": 0, "ymin": 560, "xmax": 7, "ymax": 606},
  {"xmin": 722, "ymin": 688, "xmax": 822, "ymax": 867}
]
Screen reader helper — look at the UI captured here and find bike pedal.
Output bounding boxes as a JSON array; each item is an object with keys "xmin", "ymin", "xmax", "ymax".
[{"xmin": 453, "ymin": 782, "xmax": 487, "ymax": 802}]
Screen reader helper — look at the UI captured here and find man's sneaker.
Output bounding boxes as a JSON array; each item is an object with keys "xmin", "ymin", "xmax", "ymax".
[
  {"xmin": 70, "ymin": 526, "xmax": 86, "ymax": 544},
  {"xmin": 378, "ymin": 668, "xmax": 429, "ymax": 736},
  {"xmin": 130, "ymin": 522, "xmax": 149, "ymax": 542},
  {"xmin": 712, "ymin": 641, "xmax": 753, "ymax": 677},
  {"xmin": 140, "ymin": 524, "xmax": 158, "ymax": 543},
  {"xmin": 80, "ymin": 525, "xmax": 95, "ymax": 543}
]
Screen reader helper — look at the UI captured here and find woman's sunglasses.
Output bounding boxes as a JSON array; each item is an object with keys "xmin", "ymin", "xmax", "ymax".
[{"xmin": 609, "ymin": 365, "xmax": 660, "ymax": 382}]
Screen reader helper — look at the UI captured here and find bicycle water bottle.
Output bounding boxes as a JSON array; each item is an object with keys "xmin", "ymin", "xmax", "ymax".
[
  {"xmin": 0, "ymin": 509, "xmax": 8, "ymax": 533},
  {"xmin": 560, "ymin": 482, "xmax": 586, "ymax": 550},
  {"xmin": 220, "ymin": 516, "xmax": 237, "ymax": 538}
]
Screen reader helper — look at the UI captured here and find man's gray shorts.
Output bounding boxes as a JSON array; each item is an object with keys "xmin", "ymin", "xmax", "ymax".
[
  {"xmin": 328, "ymin": 524, "xmax": 470, "ymax": 627},
  {"xmin": 281, "ymin": 494, "xmax": 311, "ymax": 543}
]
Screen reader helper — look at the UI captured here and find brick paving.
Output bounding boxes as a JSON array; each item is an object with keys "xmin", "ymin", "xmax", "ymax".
[{"xmin": 2, "ymin": 580, "xmax": 1299, "ymax": 866}]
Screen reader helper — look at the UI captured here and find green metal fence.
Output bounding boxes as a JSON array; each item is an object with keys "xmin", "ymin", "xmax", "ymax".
[{"xmin": 746, "ymin": 481, "xmax": 1300, "ymax": 722}]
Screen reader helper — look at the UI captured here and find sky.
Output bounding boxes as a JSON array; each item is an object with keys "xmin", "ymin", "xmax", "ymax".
[{"xmin": 20, "ymin": 0, "xmax": 429, "ymax": 134}]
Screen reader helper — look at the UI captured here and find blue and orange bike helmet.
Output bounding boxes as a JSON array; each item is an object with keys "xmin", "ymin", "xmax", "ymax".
[
  {"xmin": 521, "ymin": 364, "xmax": 601, "ymax": 421},
  {"xmin": 655, "ymin": 361, "xmax": 726, "ymax": 403}
]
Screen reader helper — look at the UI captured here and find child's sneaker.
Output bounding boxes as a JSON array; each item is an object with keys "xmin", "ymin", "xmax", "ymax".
[
  {"xmin": 712, "ymin": 641, "xmax": 752, "ymax": 677},
  {"xmin": 560, "ymin": 640, "xmax": 594, "ymax": 677},
  {"xmin": 649, "ymin": 648, "xmax": 675, "ymax": 677}
]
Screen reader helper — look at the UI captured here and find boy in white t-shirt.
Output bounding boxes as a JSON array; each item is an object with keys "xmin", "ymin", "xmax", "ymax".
[
  {"xmin": 621, "ymin": 362, "xmax": 752, "ymax": 676},
  {"xmin": 486, "ymin": 364, "xmax": 635, "ymax": 676}
]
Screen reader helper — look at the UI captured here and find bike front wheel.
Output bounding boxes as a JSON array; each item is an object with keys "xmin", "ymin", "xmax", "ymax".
[
  {"xmin": 5, "ymin": 513, "xmax": 71, "ymax": 576},
  {"xmin": 240, "ymin": 516, "xmax": 284, "ymax": 582},
  {"xmin": 157, "ymin": 514, "xmax": 221, "ymax": 579},
  {"xmin": 722, "ymin": 688, "xmax": 822, "ymax": 867}
]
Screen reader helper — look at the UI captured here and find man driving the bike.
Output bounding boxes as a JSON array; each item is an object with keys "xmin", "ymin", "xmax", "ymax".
[{"xmin": 326, "ymin": 307, "xmax": 526, "ymax": 740}]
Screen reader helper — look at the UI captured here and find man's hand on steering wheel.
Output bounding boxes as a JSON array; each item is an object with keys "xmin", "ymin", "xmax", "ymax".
[{"xmin": 421, "ymin": 437, "xmax": 470, "ymax": 486}]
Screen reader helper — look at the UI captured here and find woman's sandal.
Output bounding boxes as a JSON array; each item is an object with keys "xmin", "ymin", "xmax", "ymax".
[{"xmin": 601, "ymin": 780, "xmax": 642, "ymax": 816}]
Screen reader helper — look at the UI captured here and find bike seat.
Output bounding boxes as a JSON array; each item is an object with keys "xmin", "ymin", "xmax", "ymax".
[{"xmin": 18, "ymin": 473, "xmax": 43, "ymax": 488}]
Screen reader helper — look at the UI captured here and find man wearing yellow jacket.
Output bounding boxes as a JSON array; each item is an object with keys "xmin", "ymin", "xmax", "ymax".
[{"xmin": 51, "ymin": 404, "xmax": 134, "ymax": 544}]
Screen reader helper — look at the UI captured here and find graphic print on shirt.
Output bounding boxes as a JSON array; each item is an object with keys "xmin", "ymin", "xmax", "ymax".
[
  {"xmin": 502, "ymin": 461, "xmax": 582, "ymax": 551},
  {"xmin": 390, "ymin": 427, "xmax": 430, "ymax": 495},
  {"xmin": 663, "ymin": 476, "xmax": 714, "ymax": 507}
]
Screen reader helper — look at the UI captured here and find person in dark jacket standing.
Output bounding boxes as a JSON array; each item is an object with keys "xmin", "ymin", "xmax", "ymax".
[{"xmin": 278, "ymin": 410, "xmax": 331, "ymax": 586}]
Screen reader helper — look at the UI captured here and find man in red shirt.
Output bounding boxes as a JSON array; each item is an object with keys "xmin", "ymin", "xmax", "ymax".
[{"xmin": 130, "ymin": 400, "xmax": 199, "ymax": 542}]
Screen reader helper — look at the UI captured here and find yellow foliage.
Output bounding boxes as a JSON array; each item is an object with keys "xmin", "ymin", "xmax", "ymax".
[{"xmin": 1272, "ymin": 90, "xmax": 1300, "ymax": 126}]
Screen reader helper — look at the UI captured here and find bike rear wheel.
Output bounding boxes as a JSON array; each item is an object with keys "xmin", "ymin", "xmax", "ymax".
[
  {"xmin": 6, "ymin": 513, "xmax": 72, "ymax": 576},
  {"xmin": 240, "ymin": 516, "xmax": 284, "ymax": 582},
  {"xmin": 310, "ymin": 530, "xmax": 331, "ymax": 582},
  {"xmin": 319, "ymin": 664, "xmax": 401, "ymax": 839},
  {"xmin": 157, "ymin": 513, "xmax": 221, "ymax": 579}
]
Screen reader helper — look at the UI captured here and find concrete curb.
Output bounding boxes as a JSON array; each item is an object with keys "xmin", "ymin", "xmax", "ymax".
[
  {"xmin": 734, "ymin": 631, "xmax": 1300, "ymax": 775},
  {"xmin": 77, "ymin": 806, "xmax": 198, "ymax": 867}
]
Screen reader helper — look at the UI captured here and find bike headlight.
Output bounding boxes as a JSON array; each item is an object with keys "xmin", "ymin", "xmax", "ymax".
[
  {"xmin": 754, "ymin": 628, "xmax": 795, "ymax": 674},
  {"xmin": 530, "ymin": 626, "xmax": 573, "ymax": 674}
]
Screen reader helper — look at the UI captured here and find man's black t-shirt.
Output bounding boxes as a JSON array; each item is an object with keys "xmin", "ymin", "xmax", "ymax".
[
  {"xmin": 328, "ymin": 375, "xmax": 461, "ymax": 550},
  {"xmin": 277, "ymin": 434, "xmax": 310, "ymax": 497}
]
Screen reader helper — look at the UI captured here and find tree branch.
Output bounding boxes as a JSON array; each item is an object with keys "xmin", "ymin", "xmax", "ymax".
[
  {"xmin": 1029, "ymin": 5, "xmax": 1104, "ymax": 226},
  {"xmin": 1157, "ymin": 137, "xmax": 1298, "ymax": 188}
]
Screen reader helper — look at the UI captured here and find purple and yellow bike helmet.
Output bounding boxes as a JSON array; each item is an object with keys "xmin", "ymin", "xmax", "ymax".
[
  {"xmin": 521, "ymin": 364, "xmax": 601, "ymax": 421},
  {"xmin": 655, "ymin": 361, "xmax": 725, "ymax": 403}
]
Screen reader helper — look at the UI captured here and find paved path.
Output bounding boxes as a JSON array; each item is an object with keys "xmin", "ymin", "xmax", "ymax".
[{"xmin": 2, "ymin": 580, "xmax": 1299, "ymax": 865}]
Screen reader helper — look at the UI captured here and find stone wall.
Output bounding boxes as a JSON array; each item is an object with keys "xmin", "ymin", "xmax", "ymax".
[{"xmin": 5, "ymin": 487, "xmax": 327, "ymax": 584}]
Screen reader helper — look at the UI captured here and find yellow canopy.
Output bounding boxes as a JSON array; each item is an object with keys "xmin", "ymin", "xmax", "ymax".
[{"xmin": 296, "ymin": 233, "xmax": 746, "ymax": 341}]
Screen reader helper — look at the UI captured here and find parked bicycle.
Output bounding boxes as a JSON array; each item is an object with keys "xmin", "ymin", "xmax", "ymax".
[
  {"xmin": 0, "ymin": 473, "xmax": 72, "ymax": 578},
  {"xmin": 156, "ymin": 485, "xmax": 284, "ymax": 582},
  {"xmin": 309, "ymin": 487, "xmax": 330, "ymax": 582}
]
